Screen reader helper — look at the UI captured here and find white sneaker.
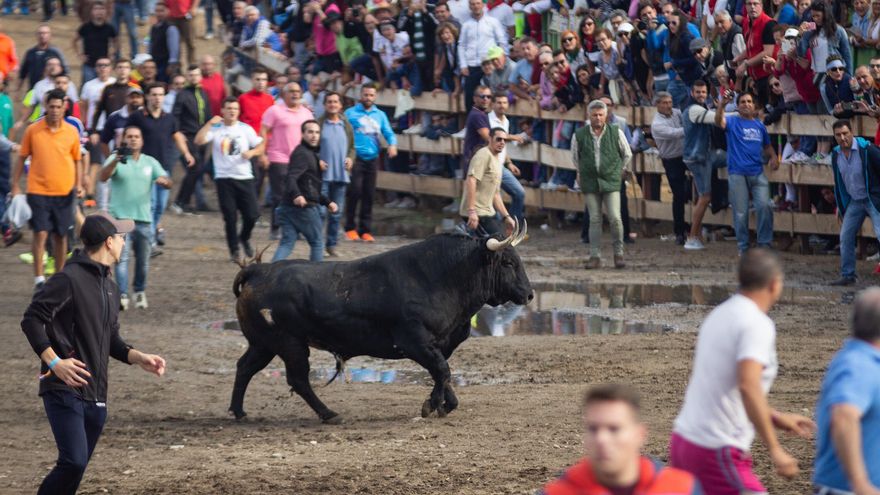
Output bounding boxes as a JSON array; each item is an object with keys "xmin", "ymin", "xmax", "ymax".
[
  {"xmin": 120, "ymin": 294, "xmax": 130, "ymax": 311},
  {"xmin": 402, "ymin": 123, "xmax": 423, "ymax": 135},
  {"xmin": 684, "ymin": 238, "xmax": 706, "ymax": 250},
  {"xmin": 134, "ymin": 292, "xmax": 148, "ymax": 309},
  {"xmin": 396, "ymin": 197, "xmax": 417, "ymax": 208}
]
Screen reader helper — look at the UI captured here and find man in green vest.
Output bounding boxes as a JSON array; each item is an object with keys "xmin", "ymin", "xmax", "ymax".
[{"xmin": 572, "ymin": 99, "xmax": 632, "ymax": 269}]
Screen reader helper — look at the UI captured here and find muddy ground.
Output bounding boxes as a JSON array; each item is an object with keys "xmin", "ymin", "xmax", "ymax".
[{"xmin": 0, "ymin": 12, "xmax": 868, "ymax": 495}]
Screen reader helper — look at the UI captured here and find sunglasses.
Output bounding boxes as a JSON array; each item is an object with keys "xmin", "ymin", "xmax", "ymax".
[
  {"xmin": 493, "ymin": 137, "xmax": 506, "ymax": 143},
  {"xmin": 669, "ymin": 21, "xmax": 679, "ymax": 26},
  {"xmin": 619, "ymin": 31, "xmax": 631, "ymax": 36},
  {"xmin": 477, "ymin": 94, "xmax": 492, "ymax": 99},
  {"xmin": 553, "ymin": 60, "xmax": 565, "ymax": 66},
  {"xmin": 584, "ymin": 21, "xmax": 594, "ymax": 25},
  {"xmin": 828, "ymin": 67, "xmax": 845, "ymax": 72},
  {"xmin": 871, "ymin": 64, "xmax": 880, "ymax": 68},
  {"xmin": 563, "ymin": 36, "xmax": 576, "ymax": 42}
]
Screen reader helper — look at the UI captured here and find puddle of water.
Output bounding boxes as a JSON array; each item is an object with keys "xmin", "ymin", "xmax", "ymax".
[
  {"xmin": 200, "ymin": 366, "xmax": 483, "ymax": 387},
  {"xmin": 529, "ymin": 282, "xmax": 833, "ymax": 309},
  {"xmin": 473, "ymin": 305, "xmax": 674, "ymax": 337}
]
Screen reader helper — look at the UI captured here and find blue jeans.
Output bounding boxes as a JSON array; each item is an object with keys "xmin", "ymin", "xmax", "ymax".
[
  {"xmin": 115, "ymin": 221, "xmax": 152, "ymax": 294},
  {"xmin": 794, "ymin": 102, "xmax": 817, "ymax": 155},
  {"xmin": 38, "ymin": 390, "xmax": 107, "ymax": 495},
  {"xmin": 668, "ymin": 77, "xmax": 689, "ymax": 110},
  {"xmin": 350, "ymin": 54, "xmax": 378, "ymax": 80},
  {"xmin": 501, "ymin": 167, "xmax": 525, "ymax": 222},
  {"xmin": 653, "ymin": 76, "xmax": 669, "ymax": 95},
  {"xmin": 839, "ymin": 198, "xmax": 880, "ymax": 279},
  {"xmin": 202, "ymin": 0, "xmax": 214, "ymax": 33},
  {"xmin": 321, "ymin": 181, "xmax": 347, "ymax": 248},
  {"xmin": 272, "ymin": 204, "xmax": 324, "ymax": 262},
  {"xmin": 728, "ymin": 173, "xmax": 773, "ymax": 253},
  {"xmin": 151, "ymin": 183, "xmax": 170, "ymax": 243},
  {"xmin": 112, "ymin": 2, "xmax": 138, "ymax": 59}
]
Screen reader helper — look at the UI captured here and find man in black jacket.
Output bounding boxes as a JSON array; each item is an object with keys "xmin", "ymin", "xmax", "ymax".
[
  {"xmin": 21, "ymin": 212, "xmax": 165, "ymax": 495},
  {"xmin": 271, "ymin": 120, "xmax": 338, "ymax": 262},
  {"xmin": 171, "ymin": 65, "xmax": 212, "ymax": 213}
]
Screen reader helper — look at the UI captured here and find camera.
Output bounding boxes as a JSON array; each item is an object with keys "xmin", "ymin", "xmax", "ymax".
[
  {"xmin": 724, "ymin": 89, "xmax": 734, "ymax": 99},
  {"xmin": 352, "ymin": 7, "xmax": 360, "ymax": 16},
  {"xmin": 116, "ymin": 145, "xmax": 131, "ymax": 164},
  {"xmin": 841, "ymin": 102, "xmax": 854, "ymax": 111}
]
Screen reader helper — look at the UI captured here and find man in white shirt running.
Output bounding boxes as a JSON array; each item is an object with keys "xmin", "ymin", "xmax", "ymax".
[
  {"xmin": 669, "ymin": 248, "xmax": 815, "ymax": 494},
  {"xmin": 80, "ymin": 57, "xmax": 116, "ymax": 205},
  {"xmin": 195, "ymin": 97, "xmax": 265, "ymax": 262}
]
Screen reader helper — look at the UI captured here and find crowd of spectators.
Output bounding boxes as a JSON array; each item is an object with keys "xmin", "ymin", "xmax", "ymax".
[{"xmin": 4, "ymin": 0, "xmax": 880, "ymax": 287}]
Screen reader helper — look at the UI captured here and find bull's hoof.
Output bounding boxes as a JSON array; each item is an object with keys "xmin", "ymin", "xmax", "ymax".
[
  {"xmin": 229, "ymin": 408, "xmax": 247, "ymax": 421},
  {"xmin": 321, "ymin": 413, "xmax": 343, "ymax": 425},
  {"xmin": 421, "ymin": 399, "xmax": 434, "ymax": 418},
  {"xmin": 437, "ymin": 405, "xmax": 448, "ymax": 418}
]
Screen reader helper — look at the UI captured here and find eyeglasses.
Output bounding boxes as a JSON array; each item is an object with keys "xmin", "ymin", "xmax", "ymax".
[
  {"xmin": 828, "ymin": 67, "xmax": 845, "ymax": 72},
  {"xmin": 477, "ymin": 94, "xmax": 492, "ymax": 99},
  {"xmin": 563, "ymin": 36, "xmax": 576, "ymax": 42}
]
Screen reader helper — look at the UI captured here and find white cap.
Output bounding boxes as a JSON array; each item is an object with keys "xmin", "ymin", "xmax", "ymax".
[
  {"xmin": 618, "ymin": 22, "xmax": 634, "ymax": 33},
  {"xmin": 784, "ymin": 28, "xmax": 800, "ymax": 38}
]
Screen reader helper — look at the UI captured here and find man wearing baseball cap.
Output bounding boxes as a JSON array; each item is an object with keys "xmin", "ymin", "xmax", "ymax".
[{"xmin": 20, "ymin": 211, "xmax": 166, "ymax": 494}]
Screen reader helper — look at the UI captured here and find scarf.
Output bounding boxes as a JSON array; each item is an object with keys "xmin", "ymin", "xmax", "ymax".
[{"xmin": 412, "ymin": 11, "xmax": 427, "ymax": 62}]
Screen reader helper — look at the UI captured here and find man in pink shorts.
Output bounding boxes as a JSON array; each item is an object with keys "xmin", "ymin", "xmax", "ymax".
[{"xmin": 669, "ymin": 248, "xmax": 815, "ymax": 494}]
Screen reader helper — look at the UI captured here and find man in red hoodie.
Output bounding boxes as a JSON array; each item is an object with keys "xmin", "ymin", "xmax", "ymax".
[
  {"xmin": 238, "ymin": 68, "xmax": 274, "ymax": 204},
  {"xmin": 539, "ymin": 384, "xmax": 703, "ymax": 495}
]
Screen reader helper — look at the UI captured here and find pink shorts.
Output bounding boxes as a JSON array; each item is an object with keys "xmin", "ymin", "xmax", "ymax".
[{"xmin": 669, "ymin": 433, "xmax": 767, "ymax": 495}]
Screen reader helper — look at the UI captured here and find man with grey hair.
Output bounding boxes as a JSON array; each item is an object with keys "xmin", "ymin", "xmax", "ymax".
[
  {"xmin": 715, "ymin": 9, "xmax": 745, "ymax": 80},
  {"xmin": 572, "ymin": 100, "xmax": 632, "ymax": 269},
  {"xmin": 651, "ymin": 91, "xmax": 689, "ymax": 245},
  {"xmin": 813, "ymin": 287, "xmax": 880, "ymax": 494}
]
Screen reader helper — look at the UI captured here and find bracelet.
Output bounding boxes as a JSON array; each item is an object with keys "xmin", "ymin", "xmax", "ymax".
[{"xmin": 48, "ymin": 356, "xmax": 60, "ymax": 369}]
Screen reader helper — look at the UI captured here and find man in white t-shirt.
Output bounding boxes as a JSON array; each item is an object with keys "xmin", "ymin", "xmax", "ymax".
[
  {"xmin": 195, "ymin": 97, "xmax": 265, "ymax": 262},
  {"xmin": 487, "ymin": 92, "xmax": 525, "ymax": 223},
  {"xmin": 669, "ymin": 248, "xmax": 815, "ymax": 495},
  {"xmin": 80, "ymin": 57, "xmax": 116, "ymax": 204}
]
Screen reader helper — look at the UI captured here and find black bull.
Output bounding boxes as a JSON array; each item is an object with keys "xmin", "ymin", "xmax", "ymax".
[{"xmin": 229, "ymin": 232, "xmax": 533, "ymax": 423}]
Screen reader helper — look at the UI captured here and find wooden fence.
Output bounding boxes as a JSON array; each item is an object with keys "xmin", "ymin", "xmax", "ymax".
[{"xmin": 236, "ymin": 46, "xmax": 878, "ymax": 238}]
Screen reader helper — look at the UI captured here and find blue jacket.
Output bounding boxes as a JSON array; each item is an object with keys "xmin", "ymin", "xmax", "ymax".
[
  {"xmin": 823, "ymin": 73, "xmax": 855, "ymax": 118},
  {"xmin": 669, "ymin": 30, "xmax": 702, "ymax": 86},
  {"xmin": 799, "ymin": 25, "xmax": 853, "ymax": 74},
  {"xmin": 832, "ymin": 137, "xmax": 880, "ymax": 216},
  {"xmin": 344, "ymin": 103, "xmax": 397, "ymax": 161},
  {"xmin": 660, "ymin": 22, "xmax": 701, "ymax": 80}
]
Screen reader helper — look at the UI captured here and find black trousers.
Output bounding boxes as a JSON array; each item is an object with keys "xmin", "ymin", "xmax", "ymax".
[
  {"xmin": 344, "ymin": 157, "xmax": 377, "ymax": 234},
  {"xmin": 216, "ymin": 178, "xmax": 259, "ymax": 255},
  {"xmin": 174, "ymin": 137, "xmax": 205, "ymax": 208},
  {"xmin": 38, "ymin": 390, "xmax": 107, "ymax": 495},
  {"xmin": 267, "ymin": 162, "xmax": 288, "ymax": 230},
  {"xmin": 461, "ymin": 215, "xmax": 503, "ymax": 237},
  {"xmin": 661, "ymin": 156, "xmax": 690, "ymax": 236},
  {"xmin": 463, "ymin": 66, "xmax": 483, "ymax": 113}
]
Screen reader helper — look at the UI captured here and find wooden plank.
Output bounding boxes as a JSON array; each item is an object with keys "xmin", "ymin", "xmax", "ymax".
[
  {"xmin": 507, "ymin": 142, "xmax": 540, "ymax": 162},
  {"xmin": 539, "ymin": 144, "xmax": 576, "ymax": 170},
  {"xmin": 791, "ymin": 211, "xmax": 840, "ymax": 235},
  {"xmin": 790, "ymin": 163, "xmax": 834, "ymax": 186}
]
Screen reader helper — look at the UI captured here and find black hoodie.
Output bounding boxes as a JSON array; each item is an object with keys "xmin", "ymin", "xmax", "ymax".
[{"xmin": 21, "ymin": 250, "xmax": 132, "ymax": 402}]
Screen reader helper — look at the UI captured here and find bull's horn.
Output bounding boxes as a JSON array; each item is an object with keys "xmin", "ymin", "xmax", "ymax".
[
  {"xmin": 512, "ymin": 219, "xmax": 528, "ymax": 247},
  {"xmin": 486, "ymin": 218, "xmax": 519, "ymax": 251}
]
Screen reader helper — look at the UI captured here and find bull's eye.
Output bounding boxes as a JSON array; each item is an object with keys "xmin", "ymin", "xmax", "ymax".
[{"xmin": 501, "ymin": 258, "xmax": 515, "ymax": 267}]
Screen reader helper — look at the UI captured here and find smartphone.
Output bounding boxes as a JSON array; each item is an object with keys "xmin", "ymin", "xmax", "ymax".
[
  {"xmin": 841, "ymin": 102, "xmax": 853, "ymax": 111},
  {"xmin": 781, "ymin": 39, "xmax": 794, "ymax": 54}
]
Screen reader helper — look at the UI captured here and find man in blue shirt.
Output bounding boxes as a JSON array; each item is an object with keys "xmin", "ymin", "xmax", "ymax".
[
  {"xmin": 715, "ymin": 91, "xmax": 779, "ymax": 254},
  {"xmin": 342, "ymin": 83, "xmax": 397, "ymax": 243},
  {"xmin": 814, "ymin": 287, "xmax": 880, "ymax": 494},
  {"xmin": 318, "ymin": 91, "xmax": 355, "ymax": 256},
  {"xmin": 828, "ymin": 120, "xmax": 880, "ymax": 286}
]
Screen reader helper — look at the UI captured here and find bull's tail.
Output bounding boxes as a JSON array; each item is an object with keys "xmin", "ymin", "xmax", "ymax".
[{"xmin": 323, "ymin": 353, "xmax": 347, "ymax": 387}]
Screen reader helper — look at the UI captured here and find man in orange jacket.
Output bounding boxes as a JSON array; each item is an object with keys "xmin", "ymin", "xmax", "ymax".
[
  {"xmin": 0, "ymin": 28, "xmax": 18, "ymax": 79},
  {"xmin": 539, "ymin": 384, "xmax": 703, "ymax": 495}
]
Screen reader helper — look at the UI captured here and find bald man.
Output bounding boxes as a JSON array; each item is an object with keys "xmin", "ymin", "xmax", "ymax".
[{"xmin": 200, "ymin": 55, "xmax": 226, "ymax": 116}]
